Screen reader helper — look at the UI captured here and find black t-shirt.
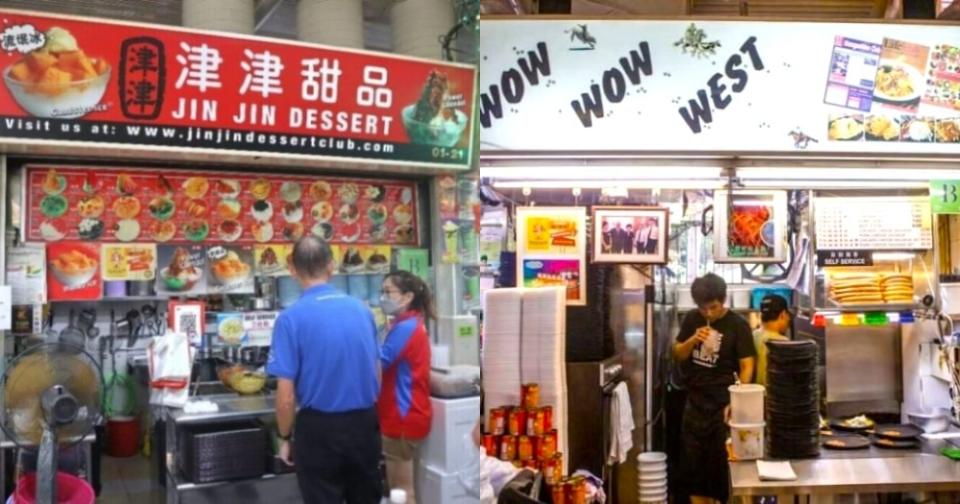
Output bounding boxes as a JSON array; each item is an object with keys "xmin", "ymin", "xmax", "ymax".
[{"xmin": 677, "ymin": 309, "xmax": 756, "ymax": 410}]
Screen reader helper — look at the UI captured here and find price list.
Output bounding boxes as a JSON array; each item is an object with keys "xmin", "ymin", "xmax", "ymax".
[{"xmin": 815, "ymin": 197, "xmax": 932, "ymax": 251}]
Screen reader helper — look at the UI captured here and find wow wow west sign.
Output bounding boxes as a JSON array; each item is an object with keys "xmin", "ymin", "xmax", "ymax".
[
  {"xmin": 0, "ymin": 9, "xmax": 476, "ymax": 169},
  {"xmin": 479, "ymin": 20, "xmax": 960, "ymax": 155}
]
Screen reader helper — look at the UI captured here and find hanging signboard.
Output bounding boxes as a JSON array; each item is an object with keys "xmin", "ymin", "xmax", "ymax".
[
  {"xmin": 0, "ymin": 9, "xmax": 476, "ymax": 169},
  {"xmin": 480, "ymin": 20, "xmax": 960, "ymax": 155},
  {"xmin": 814, "ymin": 196, "xmax": 933, "ymax": 251}
]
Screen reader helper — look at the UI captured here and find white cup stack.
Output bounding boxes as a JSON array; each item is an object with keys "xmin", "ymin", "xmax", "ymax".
[{"xmin": 637, "ymin": 451, "xmax": 668, "ymax": 503}]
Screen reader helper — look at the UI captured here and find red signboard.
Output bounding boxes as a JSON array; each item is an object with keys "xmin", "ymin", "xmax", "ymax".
[
  {"xmin": 25, "ymin": 164, "xmax": 419, "ymax": 246},
  {"xmin": 0, "ymin": 9, "xmax": 475, "ymax": 168}
]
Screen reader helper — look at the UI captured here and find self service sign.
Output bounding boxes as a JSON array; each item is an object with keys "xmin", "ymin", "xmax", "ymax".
[{"xmin": 0, "ymin": 10, "xmax": 476, "ymax": 169}]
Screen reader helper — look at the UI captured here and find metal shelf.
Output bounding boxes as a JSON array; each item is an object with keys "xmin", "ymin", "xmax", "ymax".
[{"xmin": 169, "ymin": 468, "xmax": 295, "ymax": 492}]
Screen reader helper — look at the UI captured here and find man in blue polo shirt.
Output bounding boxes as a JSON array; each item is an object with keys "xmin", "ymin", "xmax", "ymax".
[{"xmin": 267, "ymin": 236, "xmax": 381, "ymax": 503}]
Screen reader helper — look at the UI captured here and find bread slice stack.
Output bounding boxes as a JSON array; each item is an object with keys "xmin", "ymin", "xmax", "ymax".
[
  {"xmin": 829, "ymin": 274, "xmax": 883, "ymax": 305},
  {"xmin": 880, "ymin": 273, "xmax": 914, "ymax": 304}
]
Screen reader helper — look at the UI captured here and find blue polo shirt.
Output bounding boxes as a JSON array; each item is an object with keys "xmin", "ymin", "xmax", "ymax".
[{"xmin": 266, "ymin": 283, "xmax": 379, "ymax": 412}]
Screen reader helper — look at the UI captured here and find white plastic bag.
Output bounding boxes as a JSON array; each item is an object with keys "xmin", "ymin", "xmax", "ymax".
[{"xmin": 147, "ymin": 332, "xmax": 194, "ymax": 408}]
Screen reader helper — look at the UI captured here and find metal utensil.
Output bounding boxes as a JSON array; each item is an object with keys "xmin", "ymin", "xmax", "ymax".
[{"xmin": 59, "ymin": 309, "xmax": 85, "ymax": 347}]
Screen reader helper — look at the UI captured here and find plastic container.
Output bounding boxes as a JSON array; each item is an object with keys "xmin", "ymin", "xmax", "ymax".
[
  {"xmin": 14, "ymin": 471, "xmax": 94, "ymax": 504},
  {"xmin": 106, "ymin": 416, "xmax": 140, "ymax": 458},
  {"xmin": 751, "ymin": 286, "xmax": 792, "ymax": 310},
  {"xmin": 730, "ymin": 422, "xmax": 765, "ymax": 460},
  {"xmin": 729, "ymin": 384, "xmax": 765, "ymax": 424}
]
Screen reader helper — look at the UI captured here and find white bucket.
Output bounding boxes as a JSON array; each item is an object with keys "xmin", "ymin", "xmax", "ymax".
[
  {"xmin": 729, "ymin": 384, "xmax": 765, "ymax": 424},
  {"xmin": 730, "ymin": 422, "xmax": 765, "ymax": 460}
]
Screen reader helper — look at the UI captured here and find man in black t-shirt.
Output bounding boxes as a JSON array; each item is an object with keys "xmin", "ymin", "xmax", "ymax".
[{"xmin": 674, "ymin": 273, "xmax": 756, "ymax": 504}]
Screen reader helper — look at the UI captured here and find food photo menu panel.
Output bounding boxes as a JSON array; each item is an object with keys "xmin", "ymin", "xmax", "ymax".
[{"xmin": 24, "ymin": 165, "xmax": 419, "ymax": 247}]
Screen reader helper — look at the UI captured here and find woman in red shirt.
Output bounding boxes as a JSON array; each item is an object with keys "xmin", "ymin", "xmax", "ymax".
[{"xmin": 379, "ymin": 271, "xmax": 434, "ymax": 503}]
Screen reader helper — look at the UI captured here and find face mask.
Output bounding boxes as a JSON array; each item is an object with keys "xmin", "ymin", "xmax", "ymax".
[{"xmin": 380, "ymin": 295, "xmax": 403, "ymax": 315}]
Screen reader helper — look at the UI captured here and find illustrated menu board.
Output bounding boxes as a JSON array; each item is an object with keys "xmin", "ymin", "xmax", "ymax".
[
  {"xmin": 25, "ymin": 165, "xmax": 419, "ymax": 247},
  {"xmin": 815, "ymin": 196, "xmax": 933, "ymax": 251},
  {"xmin": 515, "ymin": 207, "xmax": 587, "ymax": 306}
]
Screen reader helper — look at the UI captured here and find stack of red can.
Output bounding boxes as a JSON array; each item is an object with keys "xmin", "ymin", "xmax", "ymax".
[{"xmin": 482, "ymin": 383, "xmax": 583, "ymax": 502}]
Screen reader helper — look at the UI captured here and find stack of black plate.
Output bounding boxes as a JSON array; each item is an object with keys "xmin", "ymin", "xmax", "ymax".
[{"xmin": 766, "ymin": 340, "xmax": 820, "ymax": 459}]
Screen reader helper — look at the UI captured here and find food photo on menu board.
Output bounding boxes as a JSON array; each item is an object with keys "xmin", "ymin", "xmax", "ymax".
[
  {"xmin": 101, "ymin": 243, "xmax": 157, "ymax": 282},
  {"xmin": 338, "ymin": 246, "xmax": 392, "ymax": 275},
  {"xmin": 155, "ymin": 245, "xmax": 207, "ymax": 296},
  {"xmin": 46, "ymin": 242, "xmax": 101, "ymax": 301},
  {"xmin": 254, "ymin": 244, "xmax": 292, "ymax": 277},
  {"xmin": 25, "ymin": 165, "xmax": 420, "ymax": 246},
  {"xmin": 206, "ymin": 245, "xmax": 255, "ymax": 295},
  {"xmin": 714, "ymin": 191, "xmax": 788, "ymax": 264}
]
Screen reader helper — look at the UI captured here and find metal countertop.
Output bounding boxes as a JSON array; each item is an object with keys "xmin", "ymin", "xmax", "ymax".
[{"xmin": 730, "ymin": 435, "xmax": 960, "ymax": 496}]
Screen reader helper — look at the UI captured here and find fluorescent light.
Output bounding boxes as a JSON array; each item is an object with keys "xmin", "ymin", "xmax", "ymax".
[
  {"xmin": 482, "ymin": 166, "xmax": 723, "ymax": 181},
  {"xmin": 491, "ymin": 179, "xmax": 727, "ymax": 189},
  {"xmin": 872, "ymin": 252, "xmax": 917, "ymax": 262},
  {"xmin": 738, "ymin": 167, "xmax": 960, "ymax": 181},
  {"xmin": 740, "ymin": 180, "xmax": 928, "ymax": 189}
]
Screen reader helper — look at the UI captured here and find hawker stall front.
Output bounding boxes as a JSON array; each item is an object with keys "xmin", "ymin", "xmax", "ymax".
[
  {"xmin": 0, "ymin": 7, "xmax": 480, "ymax": 504},
  {"xmin": 478, "ymin": 16, "xmax": 960, "ymax": 504}
]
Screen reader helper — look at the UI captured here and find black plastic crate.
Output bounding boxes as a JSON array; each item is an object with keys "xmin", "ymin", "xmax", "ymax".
[{"xmin": 177, "ymin": 420, "xmax": 268, "ymax": 484}]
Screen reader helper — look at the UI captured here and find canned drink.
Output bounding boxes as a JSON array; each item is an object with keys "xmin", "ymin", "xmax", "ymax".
[
  {"xmin": 563, "ymin": 479, "xmax": 577, "ymax": 504},
  {"xmin": 530, "ymin": 436, "xmax": 542, "ymax": 461},
  {"xmin": 512, "ymin": 460, "xmax": 524, "ymax": 468},
  {"xmin": 500, "ymin": 435, "xmax": 516, "ymax": 461},
  {"xmin": 522, "ymin": 459, "xmax": 539, "ymax": 470},
  {"xmin": 508, "ymin": 407, "xmax": 527, "ymax": 436},
  {"xmin": 518, "ymin": 435, "xmax": 533, "ymax": 461},
  {"xmin": 527, "ymin": 408, "xmax": 545, "ymax": 436},
  {"xmin": 540, "ymin": 429, "xmax": 558, "ymax": 459},
  {"xmin": 543, "ymin": 454, "xmax": 561, "ymax": 485},
  {"xmin": 482, "ymin": 434, "xmax": 499, "ymax": 458},
  {"xmin": 569, "ymin": 476, "xmax": 587, "ymax": 504},
  {"xmin": 542, "ymin": 406, "xmax": 553, "ymax": 431},
  {"xmin": 522, "ymin": 383, "xmax": 540, "ymax": 409},
  {"xmin": 489, "ymin": 407, "xmax": 506, "ymax": 435},
  {"xmin": 551, "ymin": 482, "xmax": 565, "ymax": 504}
]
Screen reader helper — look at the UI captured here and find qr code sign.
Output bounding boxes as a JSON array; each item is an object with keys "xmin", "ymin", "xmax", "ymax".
[{"xmin": 178, "ymin": 311, "xmax": 198, "ymax": 337}]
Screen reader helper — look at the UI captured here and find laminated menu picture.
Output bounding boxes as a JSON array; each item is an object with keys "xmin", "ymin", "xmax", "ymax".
[
  {"xmin": 6, "ymin": 246, "xmax": 46, "ymax": 305},
  {"xmin": 206, "ymin": 245, "xmax": 255, "ymax": 294},
  {"xmin": 47, "ymin": 242, "xmax": 101, "ymax": 301},
  {"xmin": 156, "ymin": 245, "xmax": 207, "ymax": 296},
  {"xmin": 922, "ymin": 44, "xmax": 960, "ymax": 112},
  {"xmin": 823, "ymin": 37, "xmax": 882, "ymax": 112},
  {"xmin": 522, "ymin": 258, "xmax": 585, "ymax": 305},
  {"xmin": 873, "ymin": 38, "xmax": 929, "ymax": 113},
  {"xmin": 254, "ymin": 244, "xmax": 292, "ymax": 277},
  {"xmin": 714, "ymin": 191, "xmax": 788, "ymax": 264},
  {"xmin": 101, "ymin": 243, "xmax": 157, "ymax": 281}
]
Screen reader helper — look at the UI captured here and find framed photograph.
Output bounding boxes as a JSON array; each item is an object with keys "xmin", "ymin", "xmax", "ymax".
[
  {"xmin": 515, "ymin": 206, "xmax": 587, "ymax": 306},
  {"xmin": 592, "ymin": 206, "xmax": 670, "ymax": 264},
  {"xmin": 714, "ymin": 190, "xmax": 788, "ymax": 264}
]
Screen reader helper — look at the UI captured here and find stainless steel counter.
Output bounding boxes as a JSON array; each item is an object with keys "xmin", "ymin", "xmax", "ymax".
[
  {"xmin": 164, "ymin": 393, "xmax": 302, "ymax": 504},
  {"xmin": 730, "ymin": 437, "xmax": 960, "ymax": 503}
]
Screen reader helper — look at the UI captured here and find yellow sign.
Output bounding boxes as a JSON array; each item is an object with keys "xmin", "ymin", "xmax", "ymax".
[
  {"xmin": 101, "ymin": 244, "xmax": 157, "ymax": 281},
  {"xmin": 524, "ymin": 215, "xmax": 580, "ymax": 253}
]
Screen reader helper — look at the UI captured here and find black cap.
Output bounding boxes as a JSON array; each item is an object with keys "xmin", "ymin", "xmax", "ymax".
[{"xmin": 760, "ymin": 294, "xmax": 790, "ymax": 322}]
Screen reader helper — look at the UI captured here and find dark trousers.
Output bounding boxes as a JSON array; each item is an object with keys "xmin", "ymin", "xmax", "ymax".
[
  {"xmin": 681, "ymin": 400, "xmax": 730, "ymax": 503},
  {"xmin": 294, "ymin": 407, "xmax": 383, "ymax": 504}
]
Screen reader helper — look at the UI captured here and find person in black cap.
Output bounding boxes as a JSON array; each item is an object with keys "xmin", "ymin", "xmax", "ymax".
[
  {"xmin": 674, "ymin": 273, "xmax": 756, "ymax": 504},
  {"xmin": 753, "ymin": 294, "xmax": 791, "ymax": 387}
]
